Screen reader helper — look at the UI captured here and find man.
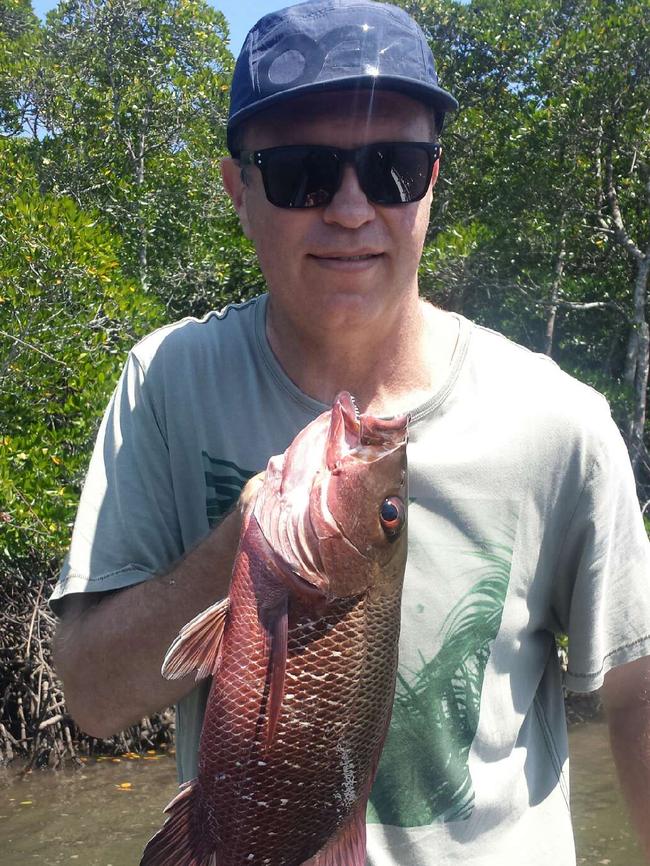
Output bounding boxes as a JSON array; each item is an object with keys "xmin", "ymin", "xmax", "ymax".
[{"xmin": 52, "ymin": 1, "xmax": 650, "ymax": 863}]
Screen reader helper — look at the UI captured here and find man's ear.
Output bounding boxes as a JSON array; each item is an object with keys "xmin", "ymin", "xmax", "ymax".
[
  {"xmin": 221, "ymin": 157, "xmax": 253, "ymax": 238},
  {"xmin": 430, "ymin": 151, "xmax": 441, "ymax": 189}
]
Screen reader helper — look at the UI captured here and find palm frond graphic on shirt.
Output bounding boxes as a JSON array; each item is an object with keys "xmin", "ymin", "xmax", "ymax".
[{"xmin": 368, "ymin": 538, "xmax": 513, "ymax": 827}]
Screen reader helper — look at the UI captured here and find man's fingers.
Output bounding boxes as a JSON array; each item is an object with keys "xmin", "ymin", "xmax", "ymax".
[{"xmin": 240, "ymin": 472, "xmax": 265, "ymax": 510}]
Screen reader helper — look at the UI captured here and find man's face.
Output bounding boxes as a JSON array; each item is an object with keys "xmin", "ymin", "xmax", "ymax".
[{"xmin": 222, "ymin": 91, "xmax": 439, "ymax": 340}]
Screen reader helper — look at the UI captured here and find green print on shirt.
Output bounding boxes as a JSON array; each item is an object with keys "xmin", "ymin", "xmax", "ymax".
[
  {"xmin": 368, "ymin": 540, "xmax": 513, "ymax": 827},
  {"xmin": 203, "ymin": 453, "xmax": 256, "ymax": 526}
]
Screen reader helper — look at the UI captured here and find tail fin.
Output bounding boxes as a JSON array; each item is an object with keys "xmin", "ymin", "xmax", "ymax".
[{"xmin": 140, "ymin": 780, "xmax": 212, "ymax": 866}]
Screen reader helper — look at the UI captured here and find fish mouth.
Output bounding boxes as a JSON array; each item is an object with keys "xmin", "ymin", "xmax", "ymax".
[{"xmin": 326, "ymin": 391, "xmax": 409, "ymax": 470}]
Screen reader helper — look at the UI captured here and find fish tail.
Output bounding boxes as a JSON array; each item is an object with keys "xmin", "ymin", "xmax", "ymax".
[{"xmin": 140, "ymin": 780, "xmax": 210, "ymax": 866}]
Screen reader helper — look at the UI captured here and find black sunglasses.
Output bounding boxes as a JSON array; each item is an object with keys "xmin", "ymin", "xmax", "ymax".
[{"xmin": 238, "ymin": 141, "xmax": 441, "ymax": 209}]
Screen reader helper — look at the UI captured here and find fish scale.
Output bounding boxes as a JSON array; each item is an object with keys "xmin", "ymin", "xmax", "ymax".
[{"xmin": 141, "ymin": 392, "xmax": 408, "ymax": 866}]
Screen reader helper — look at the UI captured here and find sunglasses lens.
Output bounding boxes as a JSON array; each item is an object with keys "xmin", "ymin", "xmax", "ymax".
[
  {"xmin": 254, "ymin": 143, "xmax": 436, "ymax": 208},
  {"xmin": 359, "ymin": 144, "xmax": 433, "ymax": 204},
  {"xmin": 264, "ymin": 147, "xmax": 340, "ymax": 208}
]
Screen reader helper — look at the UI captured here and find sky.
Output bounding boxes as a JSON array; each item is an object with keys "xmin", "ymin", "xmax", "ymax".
[{"xmin": 30, "ymin": 0, "xmax": 284, "ymax": 54}]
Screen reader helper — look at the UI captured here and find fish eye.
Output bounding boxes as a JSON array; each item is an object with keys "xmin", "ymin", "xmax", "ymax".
[{"xmin": 379, "ymin": 496, "xmax": 405, "ymax": 538}]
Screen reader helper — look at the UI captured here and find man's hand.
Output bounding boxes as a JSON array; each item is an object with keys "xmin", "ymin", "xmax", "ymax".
[
  {"xmin": 600, "ymin": 654, "xmax": 650, "ymax": 863},
  {"xmin": 53, "ymin": 474, "xmax": 265, "ymax": 738},
  {"xmin": 238, "ymin": 471, "xmax": 265, "ymax": 515}
]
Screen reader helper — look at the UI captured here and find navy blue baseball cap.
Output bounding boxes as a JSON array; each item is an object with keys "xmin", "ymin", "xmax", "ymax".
[{"xmin": 227, "ymin": 0, "xmax": 458, "ymax": 154}]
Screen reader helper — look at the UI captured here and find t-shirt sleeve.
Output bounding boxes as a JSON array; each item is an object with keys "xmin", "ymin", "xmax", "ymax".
[
  {"xmin": 554, "ymin": 410, "xmax": 650, "ymax": 692},
  {"xmin": 49, "ymin": 351, "xmax": 183, "ymax": 616}
]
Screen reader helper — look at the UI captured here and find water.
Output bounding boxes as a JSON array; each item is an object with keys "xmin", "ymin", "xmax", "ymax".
[
  {"xmin": 0, "ymin": 721, "xmax": 643, "ymax": 865},
  {"xmin": 0, "ymin": 751, "xmax": 178, "ymax": 865}
]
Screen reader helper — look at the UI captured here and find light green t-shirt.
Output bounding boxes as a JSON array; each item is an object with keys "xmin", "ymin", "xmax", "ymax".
[{"xmin": 51, "ymin": 294, "xmax": 650, "ymax": 865}]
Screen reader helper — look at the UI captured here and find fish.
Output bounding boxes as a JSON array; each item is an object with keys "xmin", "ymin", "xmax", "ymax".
[{"xmin": 140, "ymin": 391, "xmax": 409, "ymax": 866}]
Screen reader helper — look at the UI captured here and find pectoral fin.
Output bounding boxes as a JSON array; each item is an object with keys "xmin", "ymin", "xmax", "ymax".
[
  {"xmin": 264, "ymin": 597, "xmax": 288, "ymax": 748},
  {"xmin": 161, "ymin": 597, "xmax": 230, "ymax": 681}
]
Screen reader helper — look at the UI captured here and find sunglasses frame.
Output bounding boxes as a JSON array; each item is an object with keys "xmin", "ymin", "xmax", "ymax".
[{"xmin": 238, "ymin": 141, "xmax": 441, "ymax": 209}]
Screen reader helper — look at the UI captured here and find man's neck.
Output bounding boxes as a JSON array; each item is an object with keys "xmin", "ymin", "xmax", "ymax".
[{"xmin": 265, "ymin": 296, "xmax": 459, "ymax": 417}]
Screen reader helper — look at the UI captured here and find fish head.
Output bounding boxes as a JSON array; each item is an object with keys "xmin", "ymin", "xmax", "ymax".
[
  {"xmin": 314, "ymin": 392, "xmax": 409, "ymax": 598},
  {"xmin": 254, "ymin": 392, "xmax": 408, "ymax": 603}
]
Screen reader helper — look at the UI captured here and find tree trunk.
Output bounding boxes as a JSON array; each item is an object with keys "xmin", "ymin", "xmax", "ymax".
[
  {"xmin": 544, "ymin": 229, "xmax": 566, "ymax": 356},
  {"xmin": 601, "ymin": 146, "xmax": 650, "ymax": 475},
  {"xmin": 628, "ymin": 257, "xmax": 650, "ymax": 471},
  {"xmin": 136, "ymin": 123, "xmax": 148, "ymax": 293},
  {"xmin": 623, "ymin": 327, "xmax": 638, "ymax": 387}
]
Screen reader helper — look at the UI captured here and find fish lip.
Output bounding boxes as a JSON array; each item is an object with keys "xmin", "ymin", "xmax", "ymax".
[
  {"xmin": 359, "ymin": 411, "xmax": 410, "ymax": 448},
  {"xmin": 325, "ymin": 392, "xmax": 361, "ymax": 471},
  {"xmin": 337, "ymin": 391, "xmax": 360, "ymax": 424}
]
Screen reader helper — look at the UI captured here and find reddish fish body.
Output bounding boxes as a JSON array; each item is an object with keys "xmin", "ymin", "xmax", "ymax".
[{"xmin": 141, "ymin": 393, "xmax": 408, "ymax": 866}]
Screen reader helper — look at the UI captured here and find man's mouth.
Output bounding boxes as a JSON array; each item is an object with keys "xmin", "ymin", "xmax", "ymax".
[{"xmin": 313, "ymin": 252, "xmax": 382, "ymax": 262}]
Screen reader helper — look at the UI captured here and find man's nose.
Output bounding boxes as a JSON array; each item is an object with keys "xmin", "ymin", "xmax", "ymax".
[{"xmin": 322, "ymin": 164, "xmax": 375, "ymax": 228}]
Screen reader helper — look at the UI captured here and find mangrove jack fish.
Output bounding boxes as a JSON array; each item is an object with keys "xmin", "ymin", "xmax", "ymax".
[{"xmin": 141, "ymin": 392, "xmax": 408, "ymax": 866}]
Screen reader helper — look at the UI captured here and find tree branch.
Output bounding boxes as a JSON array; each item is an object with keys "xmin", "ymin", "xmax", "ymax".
[
  {"xmin": 0, "ymin": 330, "xmax": 73, "ymax": 371},
  {"xmin": 606, "ymin": 156, "xmax": 644, "ymax": 262}
]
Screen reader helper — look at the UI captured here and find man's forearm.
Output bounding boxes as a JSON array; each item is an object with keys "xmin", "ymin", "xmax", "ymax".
[
  {"xmin": 54, "ymin": 506, "xmax": 242, "ymax": 738},
  {"xmin": 601, "ymin": 656, "xmax": 650, "ymax": 863},
  {"xmin": 607, "ymin": 704, "xmax": 650, "ymax": 862}
]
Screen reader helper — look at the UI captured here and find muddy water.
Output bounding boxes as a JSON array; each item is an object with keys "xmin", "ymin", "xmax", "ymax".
[
  {"xmin": 0, "ymin": 751, "xmax": 178, "ymax": 865},
  {"xmin": 0, "ymin": 721, "xmax": 643, "ymax": 865}
]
